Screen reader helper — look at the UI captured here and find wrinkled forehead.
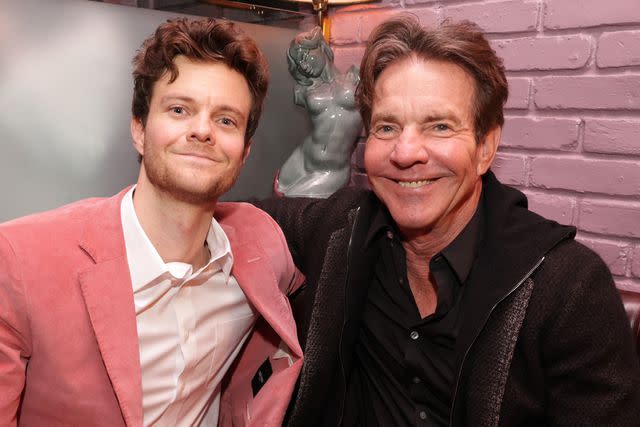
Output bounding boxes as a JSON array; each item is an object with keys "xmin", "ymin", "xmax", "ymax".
[{"xmin": 373, "ymin": 56, "xmax": 477, "ymax": 102}]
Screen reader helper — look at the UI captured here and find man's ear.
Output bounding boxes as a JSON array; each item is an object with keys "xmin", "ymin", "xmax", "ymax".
[
  {"xmin": 476, "ymin": 126, "xmax": 501, "ymax": 175},
  {"xmin": 242, "ymin": 139, "xmax": 252, "ymax": 164},
  {"xmin": 131, "ymin": 117, "xmax": 145, "ymax": 156}
]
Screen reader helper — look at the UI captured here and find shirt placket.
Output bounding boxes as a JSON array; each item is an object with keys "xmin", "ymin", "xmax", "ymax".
[
  {"xmin": 405, "ymin": 327, "xmax": 432, "ymax": 426},
  {"xmin": 171, "ymin": 280, "xmax": 197, "ymax": 421}
]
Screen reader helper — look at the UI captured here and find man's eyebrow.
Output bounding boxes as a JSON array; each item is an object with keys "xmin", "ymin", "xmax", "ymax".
[
  {"xmin": 370, "ymin": 113, "xmax": 398, "ymax": 124},
  {"xmin": 370, "ymin": 111, "xmax": 462, "ymax": 124},
  {"xmin": 421, "ymin": 112, "xmax": 462, "ymax": 124},
  {"xmin": 159, "ymin": 95, "xmax": 196, "ymax": 104},
  {"xmin": 216, "ymin": 105, "xmax": 248, "ymax": 121}
]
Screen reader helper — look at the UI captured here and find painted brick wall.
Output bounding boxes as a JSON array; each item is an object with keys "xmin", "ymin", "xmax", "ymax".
[{"xmin": 330, "ymin": 0, "xmax": 640, "ymax": 289}]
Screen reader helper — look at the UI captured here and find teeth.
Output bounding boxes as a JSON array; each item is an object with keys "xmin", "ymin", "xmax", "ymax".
[{"xmin": 398, "ymin": 179, "xmax": 433, "ymax": 188}]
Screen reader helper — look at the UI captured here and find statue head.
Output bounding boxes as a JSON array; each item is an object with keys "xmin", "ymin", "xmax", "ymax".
[{"xmin": 287, "ymin": 27, "xmax": 334, "ymax": 85}]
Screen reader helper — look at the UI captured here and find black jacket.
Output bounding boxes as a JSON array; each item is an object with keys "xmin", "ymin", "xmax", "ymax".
[{"xmin": 258, "ymin": 171, "xmax": 640, "ymax": 426}]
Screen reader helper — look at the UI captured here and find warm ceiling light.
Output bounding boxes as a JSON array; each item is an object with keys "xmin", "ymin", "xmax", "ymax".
[
  {"xmin": 284, "ymin": 0, "xmax": 376, "ymax": 35},
  {"xmin": 200, "ymin": 0, "xmax": 377, "ymax": 37}
]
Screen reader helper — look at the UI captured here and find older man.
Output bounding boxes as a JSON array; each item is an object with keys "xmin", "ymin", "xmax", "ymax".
[
  {"xmin": 260, "ymin": 15, "xmax": 640, "ymax": 426},
  {"xmin": 0, "ymin": 18, "xmax": 302, "ymax": 426}
]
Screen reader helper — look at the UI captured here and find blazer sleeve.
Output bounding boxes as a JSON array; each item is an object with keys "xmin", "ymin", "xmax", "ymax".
[{"xmin": 0, "ymin": 232, "xmax": 30, "ymax": 426}]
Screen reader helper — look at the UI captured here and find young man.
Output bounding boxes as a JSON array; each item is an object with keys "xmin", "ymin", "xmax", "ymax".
[
  {"xmin": 0, "ymin": 18, "xmax": 302, "ymax": 426},
  {"xmin": 260, "ymin": 15, "xmax": 640, "ymax": 426}
]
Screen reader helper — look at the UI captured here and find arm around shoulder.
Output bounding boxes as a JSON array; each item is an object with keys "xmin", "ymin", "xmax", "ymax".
[
  {"xmin": 255, "ymin": 188, "xmax": 366, "ymax": 274},
  {"xmin": 248, "ymin": 205, "xmax": 305, "ymax": 296},
  {"xmin": 254, "ymin": 196, "xmax": 330, "ymax": 272}
]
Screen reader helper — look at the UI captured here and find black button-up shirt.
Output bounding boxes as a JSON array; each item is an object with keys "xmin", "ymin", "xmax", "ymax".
[{"xmin": 344, "ymin": 203, "xmax": 483, "ymax": 426}]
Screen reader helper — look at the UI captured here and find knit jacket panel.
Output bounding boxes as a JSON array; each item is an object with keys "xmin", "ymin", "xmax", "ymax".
[{"xmin": 493, "ymin": 240, "xmax": 640, "ymax": 426}]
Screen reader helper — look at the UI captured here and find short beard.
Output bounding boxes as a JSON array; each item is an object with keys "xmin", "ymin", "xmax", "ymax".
[{"xmin": 142, "ymin": 152, "xmax": 241, "ymax": 205}]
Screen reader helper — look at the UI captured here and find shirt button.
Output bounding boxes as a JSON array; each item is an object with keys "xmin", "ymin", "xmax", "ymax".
[
  {"xmin": 412, "ymin": 376, "xmax": 421, "ymax": 384},
  {"xmin": 410, "ymin": 330, "xmax": 419, "ymax": 340},
  {"xmin": 419, "ymin": 410, "xmax": 427, "ymax": 420},
  {"xmin": 386, "ymin": 230, "xmax": 394, "ymax": 240}
]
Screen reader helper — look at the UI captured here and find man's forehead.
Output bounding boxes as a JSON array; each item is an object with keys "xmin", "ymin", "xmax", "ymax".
[
  {"xmin": 374, "ymin": 57, "xmax": 475, "ymax": 90},
  {"xmin": 370, "ymin": 60, "xmax": 476, "ymax": 119},
  {"xmin": 156, "ymin": 57, "xmax": 246, "ymax": 91},
  {"xmin": 150, "ymin": 58, "xmax": 252, "ymax": 115}
]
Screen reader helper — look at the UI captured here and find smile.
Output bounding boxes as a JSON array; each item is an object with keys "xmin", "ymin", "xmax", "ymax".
[
  {"xmin": 177, "ymin": 152, "xmax": 216, "ymax": 162},
  {"xmin": 396, "ymin": 179, "xmax": 435, "ymax": 188}
]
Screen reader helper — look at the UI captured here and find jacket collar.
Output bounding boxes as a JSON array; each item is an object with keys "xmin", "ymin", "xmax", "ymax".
[
  {"xmin": 451, "ymin": 171, "xmax": 575, "ymax": 422},
  {"xmin": 456, "ymin": 171, "xmax": 575, "ymax": 356},
  {"xmin": 77, "ymin": 186, "xmax": 143, "ymax": 427}
]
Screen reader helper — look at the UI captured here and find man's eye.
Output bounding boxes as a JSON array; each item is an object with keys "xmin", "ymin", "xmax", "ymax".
[
  {"xmin": 219, "ymin": 117, "xmax": 236, "ymax": 127},
  {"xmin": 373, "ymin": 124, "xmax": 397, "ymax": 139},
  {"xmin": 434, "ymin": 123, "xmax": 450, "ymax": 131},
  {"xmin": 170, "ymin": 106, "xmax": 184, "ymax": 115}
]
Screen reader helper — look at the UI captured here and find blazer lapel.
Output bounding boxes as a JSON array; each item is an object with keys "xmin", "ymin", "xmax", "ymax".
[
  {"xmin": 78, "ymin": 189, "xmax": 143, "ymax": 427},
  {"xmin": 224, "ymin": 223, "xmax": 302, "ymax": 358}
]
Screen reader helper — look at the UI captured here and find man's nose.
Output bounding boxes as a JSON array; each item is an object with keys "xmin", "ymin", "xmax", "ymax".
[
  {"xmin": 188, "ymin": 114, "xmax": 213, "ymax": 144},
  {"xmin": 389, "ymin": 129, "xmax": 429, "ymax": 167}
]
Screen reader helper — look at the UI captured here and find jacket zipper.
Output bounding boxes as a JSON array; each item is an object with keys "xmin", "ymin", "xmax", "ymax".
[
  {"xmin": 336, "ymin": 206, "xmax": 361, "ymax": 426},
  {"xmin": 448, "ymin": 255, "xmax": 546, "ymax": 426}
]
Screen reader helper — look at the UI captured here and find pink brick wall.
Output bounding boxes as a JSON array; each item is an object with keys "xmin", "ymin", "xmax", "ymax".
[{"xmin": 333, "ymin": 0, "xmax": 640, "ymax": 289}]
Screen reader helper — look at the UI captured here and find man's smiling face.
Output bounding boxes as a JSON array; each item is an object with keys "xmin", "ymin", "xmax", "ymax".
[
  {"xmin": 132, "ymin": 56, "xmax": 252, "ymax": 205},
  {"xmin": 364, "ymin": 56, "xmax": 496, "ymax": 239}
]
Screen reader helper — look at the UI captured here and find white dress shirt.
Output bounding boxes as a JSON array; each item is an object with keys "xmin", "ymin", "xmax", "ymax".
[{"xmin": 120, "ymin": 187, "xmax": 257, "ymax": 426}]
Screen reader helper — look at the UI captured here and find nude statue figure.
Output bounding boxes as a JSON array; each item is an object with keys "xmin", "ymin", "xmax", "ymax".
[{"xmin": 275, "ymin": 27, "xmax": 363, "ymax": 198}]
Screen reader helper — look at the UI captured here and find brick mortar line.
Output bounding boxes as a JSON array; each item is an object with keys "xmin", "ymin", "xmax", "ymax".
[{"xmin": 498, "ymin": 147, "xmax": 640, "ymax": 161}]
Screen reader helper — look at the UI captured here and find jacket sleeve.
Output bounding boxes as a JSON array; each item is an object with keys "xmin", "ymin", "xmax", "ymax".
[
  {"xmin": 255, "ymin": 196, "xmax": 332, "ymax": 275},
  {"xmin": 255, "ymin": 188, "xmax": 364, "ymax": 277},
  {"xmin": 0, "ymin": 232, "xmax": 30, "ymax": 426},
  {"xmin": 536, "ymin": 241, "xmax": 640, "ymax": 425}
]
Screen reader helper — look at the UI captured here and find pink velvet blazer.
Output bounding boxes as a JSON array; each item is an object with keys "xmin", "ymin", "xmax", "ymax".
[{"xmin": 0, "ymin": 188, "xmax": 303, "ymax": 426}]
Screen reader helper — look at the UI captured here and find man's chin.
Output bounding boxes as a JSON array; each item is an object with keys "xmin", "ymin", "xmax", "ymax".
[
  {"xmin": 143, "ymin": 163, "xmax": 240, "ymax": 206},
  {"xmin": 172, "ymin": 189, "xmax": 220, "ymax": 205},
  {"xmin": 155, "ymin": 182, "xmax": 231, "ymax": 206}
]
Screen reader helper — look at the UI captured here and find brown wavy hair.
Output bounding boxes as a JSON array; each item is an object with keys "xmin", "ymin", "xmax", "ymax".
[
  {"xmin": 356, "ymin": 14, "xmax": 508, "ymax": 143},
  {"xmin": 132, "ymin": 18, "xmax": 269, "ymax": 144}
]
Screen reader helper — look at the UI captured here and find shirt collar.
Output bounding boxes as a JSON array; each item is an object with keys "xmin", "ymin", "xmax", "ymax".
[
  {"xmin": 365, "ymin": 195, "xmax": 484, "ymax": 285},
  {"xmin": 120, "ymin": 186, "xmax": 233, "ymax": 292},
  {"xmin": 440, "ymin": 201, "xmax": 483, "ymax": 284},
  {"xmin": 364, "ymin": 203, "xmax": 394, "ymax": 248},
  {"xmin": 204, "ymin": 214, "xmax": 234, "ymax": 280}
]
